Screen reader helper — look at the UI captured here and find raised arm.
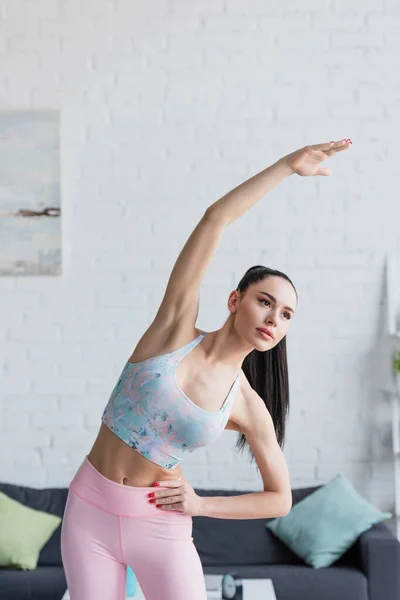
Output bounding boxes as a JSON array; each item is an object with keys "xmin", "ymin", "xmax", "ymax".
[{"xmin": 155, "ymin": 139, "xmax": 351, "ymax": 327}]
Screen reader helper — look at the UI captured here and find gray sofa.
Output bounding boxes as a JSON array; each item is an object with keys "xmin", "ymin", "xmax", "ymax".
[
  {"xmin": 0, "ymin": 481, "xmax": 399, "ymax": 600},
  {"xmin": 195, "ymin": 487, "xmax": 400, "ymax": 600}
]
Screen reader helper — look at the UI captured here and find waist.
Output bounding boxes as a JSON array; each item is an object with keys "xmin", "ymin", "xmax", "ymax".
[
  {"xmin": 70, "ymin": 456, "xmax": 189, "ymax": 521},
  {"xmin": 87, "ymin": 423, "xmax": 183, "ymax": 487}
]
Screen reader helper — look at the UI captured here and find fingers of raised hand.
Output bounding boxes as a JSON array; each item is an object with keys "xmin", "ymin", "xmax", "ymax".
[
  {"xmin": 315, "ymin": 167, "xmax": 332, "ymax": 176},
  {"xmin": 304, "ymin": 147, "xmax": 328, "ymax": 162},
  {"xmin": 331, "ymin": 139, "xmax": 352, "ymax": 154},
  {"xmin": 310, "ymin": 141, "xmax": 339, "ymax": 151},
  {"xmin": 311, "ymin": 139, "xmax": 351, "ymax": 154}
]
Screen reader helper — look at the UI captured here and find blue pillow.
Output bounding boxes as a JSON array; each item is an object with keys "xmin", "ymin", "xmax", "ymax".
[{"xmin": 266, "ymin": 473, "xmax": 392, "ymax": 568}]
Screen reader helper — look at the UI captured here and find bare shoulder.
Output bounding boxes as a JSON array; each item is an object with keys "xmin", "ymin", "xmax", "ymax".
[
  {"xmin": 225, "ymin": 369, "xmax": 271, "ymax": 433},
  {"xmin": 127, "ymin": 319, "xmax": 206, "ymax": 365}
]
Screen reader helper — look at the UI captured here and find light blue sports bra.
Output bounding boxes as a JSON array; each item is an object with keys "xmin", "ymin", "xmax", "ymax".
[{"xmin": 101, "ymin": 332, "xmax": 240, "ymax": 470}]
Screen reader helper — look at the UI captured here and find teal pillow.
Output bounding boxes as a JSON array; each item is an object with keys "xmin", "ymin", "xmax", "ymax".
[
  {"xmin": 0, "ymin": 491, "xmax": 62, "ymax": 570},
  {"xmin": 266, "ymin": 473, "xmax": 392, "ymax": 568}
]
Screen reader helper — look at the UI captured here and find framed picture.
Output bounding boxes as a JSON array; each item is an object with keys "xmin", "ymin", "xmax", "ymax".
[{"xmin": 0, "ymin": 110, "xmax": 61, "ymax": 275}]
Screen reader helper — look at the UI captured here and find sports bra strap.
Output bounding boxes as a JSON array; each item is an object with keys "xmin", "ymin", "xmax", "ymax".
[{"xmin": 172, "ymin": 332, "xmax": 207, "ymax": 362}]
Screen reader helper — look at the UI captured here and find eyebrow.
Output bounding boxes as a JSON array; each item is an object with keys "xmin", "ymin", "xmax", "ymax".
[{"xmin": 258, "ymin": 292, "xmax": 295, "ymax": 314}]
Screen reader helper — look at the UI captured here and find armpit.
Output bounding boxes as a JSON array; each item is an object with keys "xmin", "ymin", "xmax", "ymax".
[{"xmin": 224, "ymin": 419, "xmax": 242, "ymax": 432}]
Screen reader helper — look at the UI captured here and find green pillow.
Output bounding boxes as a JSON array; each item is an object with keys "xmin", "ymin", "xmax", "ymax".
[
  {"xmin": 266, "ymin": 473, "xmax": 392, "ymax": 569},
  {"xmin": 0, "ymin": 491, "xmax": 62, "ymax": 570}
]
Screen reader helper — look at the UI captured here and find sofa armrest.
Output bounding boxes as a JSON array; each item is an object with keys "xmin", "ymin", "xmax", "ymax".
[{"xmin": 357, "ymin": 523, "xmax": 400, "ymax": 600}]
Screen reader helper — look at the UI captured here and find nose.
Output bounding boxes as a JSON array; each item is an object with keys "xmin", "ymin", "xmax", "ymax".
[{"xmin": 265, "ymin": 311, "xmax": 277, "ymax": 327}]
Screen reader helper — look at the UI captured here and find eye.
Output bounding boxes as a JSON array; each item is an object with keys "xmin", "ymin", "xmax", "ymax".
[
  {"xmin": 259, "ymin": 299, "xmax": 292, "ymax": 320},
  {"xmin": 259, "ymin": 299, "xmax": 271, "ymax": 307}
]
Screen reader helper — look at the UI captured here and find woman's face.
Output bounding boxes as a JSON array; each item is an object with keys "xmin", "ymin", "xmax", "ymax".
[{"xmin": 229, "ymin": 276, "xmax": 297, "ymax": 350}]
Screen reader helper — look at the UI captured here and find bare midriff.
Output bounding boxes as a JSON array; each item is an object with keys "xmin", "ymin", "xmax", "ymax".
[{"xmin": 86, "ymin": 423, "xmax": 183, "ymax": 487}]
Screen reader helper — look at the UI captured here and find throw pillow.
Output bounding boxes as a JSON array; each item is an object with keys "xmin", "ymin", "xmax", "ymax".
[
  {"xmin": 0, "ymin": 491, "xmax": 62, "ymax": 570},
  {"xmin": 266, "ymin": 473, "xmax": 392, "ymax": 568}
]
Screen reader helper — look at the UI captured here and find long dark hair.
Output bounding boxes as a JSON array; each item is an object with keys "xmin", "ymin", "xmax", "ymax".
[{"xmin": 235, "ymin": 265, "xmax": 298, "ymax": 458}]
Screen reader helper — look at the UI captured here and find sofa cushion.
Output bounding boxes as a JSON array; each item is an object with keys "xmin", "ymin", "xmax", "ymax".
[
  {"xmin": 0, "ymin": 483, "xmax": 68, "ymax": 567},
  {"xmin": 193, "ymin": 513, "xmax": 303, "ymax": 566},
  {"xmin": 0, "ymin": 492, "xmax": 61, "ymax": 570},
  {"xmin": 266, "ymin": 474, "xmax": 391, "ymax": 568},
  {"xmin": 194, "ymin": 488, "xmax": 304, "ymax": 566},
  {"xmin": 0, "ymin": 565, "xmax": 66, "ymax": 600},
  {"xmin": 193, "ymin": 486, "xmax": 364, "ymax": 568}
]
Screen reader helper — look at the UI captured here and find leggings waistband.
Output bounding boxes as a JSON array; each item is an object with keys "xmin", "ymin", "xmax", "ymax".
[{"xmin": 70, "ymin": 456, "xmax": 187, "ymax": 519}]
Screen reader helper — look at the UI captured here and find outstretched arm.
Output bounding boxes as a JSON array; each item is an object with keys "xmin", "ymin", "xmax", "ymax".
[
  {"xmin": 208, "ymin": 138, "xmax": 351, "ymax": 226},
  {"xmin": 155, "ymin": 139, "xmax": 351, "ymax": 326}
]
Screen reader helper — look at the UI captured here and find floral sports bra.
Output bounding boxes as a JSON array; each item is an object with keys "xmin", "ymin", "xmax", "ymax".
[{"xmin": 101, "ymin": 332, "xmax": 240, "ymax": 470}]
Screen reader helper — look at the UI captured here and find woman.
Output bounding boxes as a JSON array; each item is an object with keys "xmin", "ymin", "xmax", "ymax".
[{"xmin": 61, "ymin": 138, "xmax": 351, "ymax": 599}]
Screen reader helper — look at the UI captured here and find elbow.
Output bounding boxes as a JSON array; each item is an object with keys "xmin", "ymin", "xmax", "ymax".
[
  {"xmin": 279, "ymin": 494, "xmax": 292, "ymax": 517},
  {"xmin": 203, "ymin": 205, "xmax": 228, "ymax": 228},
  {"xmin": 262, "ymin": 490, "xmax": 292, "ymax": 518},
  {"xmin": 273, "ymin": 492, "xmax": 292, "ymax": 518},
  {"xmin": 279, "ymin": 501, "xmax": 292, "ymax": 517}
]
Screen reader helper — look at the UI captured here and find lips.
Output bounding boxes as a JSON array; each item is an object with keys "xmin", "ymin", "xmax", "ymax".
[{"xmin": 257, "ymin": 328, "xmax": 274, "ymax": 340}]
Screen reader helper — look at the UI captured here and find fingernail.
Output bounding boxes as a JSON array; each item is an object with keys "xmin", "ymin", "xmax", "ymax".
[
  {"xmin": 148, "ymin": 492, "xmax": 155, "ymax": 498},
  {"xmin": 149, "ymin": 498, "xmax": 156, "ymax": 503},
  {"xmin": 330, "ymin": 140, "xmax": 334, "ymax": 143},
  {"xmin": 154, "ymin": 482, "xmax": 160, "ymax": 487}
]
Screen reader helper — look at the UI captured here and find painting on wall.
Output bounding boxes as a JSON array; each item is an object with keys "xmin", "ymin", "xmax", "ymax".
[{"xmin": 0, "ymin": 110, "xmax": 61, "ymax": 275}]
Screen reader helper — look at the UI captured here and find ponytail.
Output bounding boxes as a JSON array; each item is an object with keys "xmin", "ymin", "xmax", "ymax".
[{"xmin": 235, "ymin": 266, "xmax": 297, "ymax": 457}]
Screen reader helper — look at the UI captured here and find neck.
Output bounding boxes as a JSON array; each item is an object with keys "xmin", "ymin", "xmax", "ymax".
[{"xmin": 202, "ymin": 322, "xmax": 253, "ymax": 373}]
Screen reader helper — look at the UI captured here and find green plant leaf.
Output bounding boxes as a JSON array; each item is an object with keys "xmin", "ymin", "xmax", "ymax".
[{"xmin": 393, "ymin": 351, "xmax": 400, "ymax": 374}]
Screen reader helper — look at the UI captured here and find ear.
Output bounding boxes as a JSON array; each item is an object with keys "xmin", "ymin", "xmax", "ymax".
[{"xmin": 227, "ymin": 290, "xmax": 241, "ymax": 314}]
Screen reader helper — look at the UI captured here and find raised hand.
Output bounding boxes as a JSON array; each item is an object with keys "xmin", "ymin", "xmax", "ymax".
[{"xmin": 282, "ymin": 139, "xmax": 352, "ymax": 177}]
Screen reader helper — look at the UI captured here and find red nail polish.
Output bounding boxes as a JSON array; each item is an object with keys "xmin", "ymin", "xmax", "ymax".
[
  {"xmin": 148, "ymin": 492, "xmax": 155, "ymax": 498},
  {"xmin": 154, "ymin": 482, "xmax": 160, "ymax": 487},
  {"xmin": 149, "ymin": 498, "xmax": 156, "ymax": 503}
]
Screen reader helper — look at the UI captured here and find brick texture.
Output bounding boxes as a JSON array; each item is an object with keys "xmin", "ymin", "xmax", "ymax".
[{"xmin": 0, "ymin": 0, "xmax": 399, "ymax": 515}]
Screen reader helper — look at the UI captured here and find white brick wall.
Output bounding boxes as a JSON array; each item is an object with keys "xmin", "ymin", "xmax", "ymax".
[{"xmin": 1, "ymin": 0, "xmax": 400, "ymax": 515}]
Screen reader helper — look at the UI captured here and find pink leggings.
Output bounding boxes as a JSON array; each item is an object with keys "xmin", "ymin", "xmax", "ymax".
[{"xmin": 61, "ymin": 457, "xmax": 207, "ymax": 600}]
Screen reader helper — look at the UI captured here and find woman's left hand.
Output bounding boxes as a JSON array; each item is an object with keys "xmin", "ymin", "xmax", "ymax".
[
  {"xmin": 150, "ymin": 478, "xmax": 205, "ymax": 516},
  {"xmin": 282, "ymin": 138, "xmax": 352, "ymax": 177}
]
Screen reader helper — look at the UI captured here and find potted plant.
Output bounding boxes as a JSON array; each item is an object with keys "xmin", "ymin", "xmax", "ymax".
[{"xmin": 393, "ymin": 350, "xmax": 400, "ymax": 378}]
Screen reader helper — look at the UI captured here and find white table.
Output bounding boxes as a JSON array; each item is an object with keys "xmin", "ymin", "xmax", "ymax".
[
  {"xmin": 62, "ymin": 576, "xmax": 276, "ymax": 600},
  {"xmin": 205, "ymin": 575, "xmax": 276, "ymax": 600}
]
